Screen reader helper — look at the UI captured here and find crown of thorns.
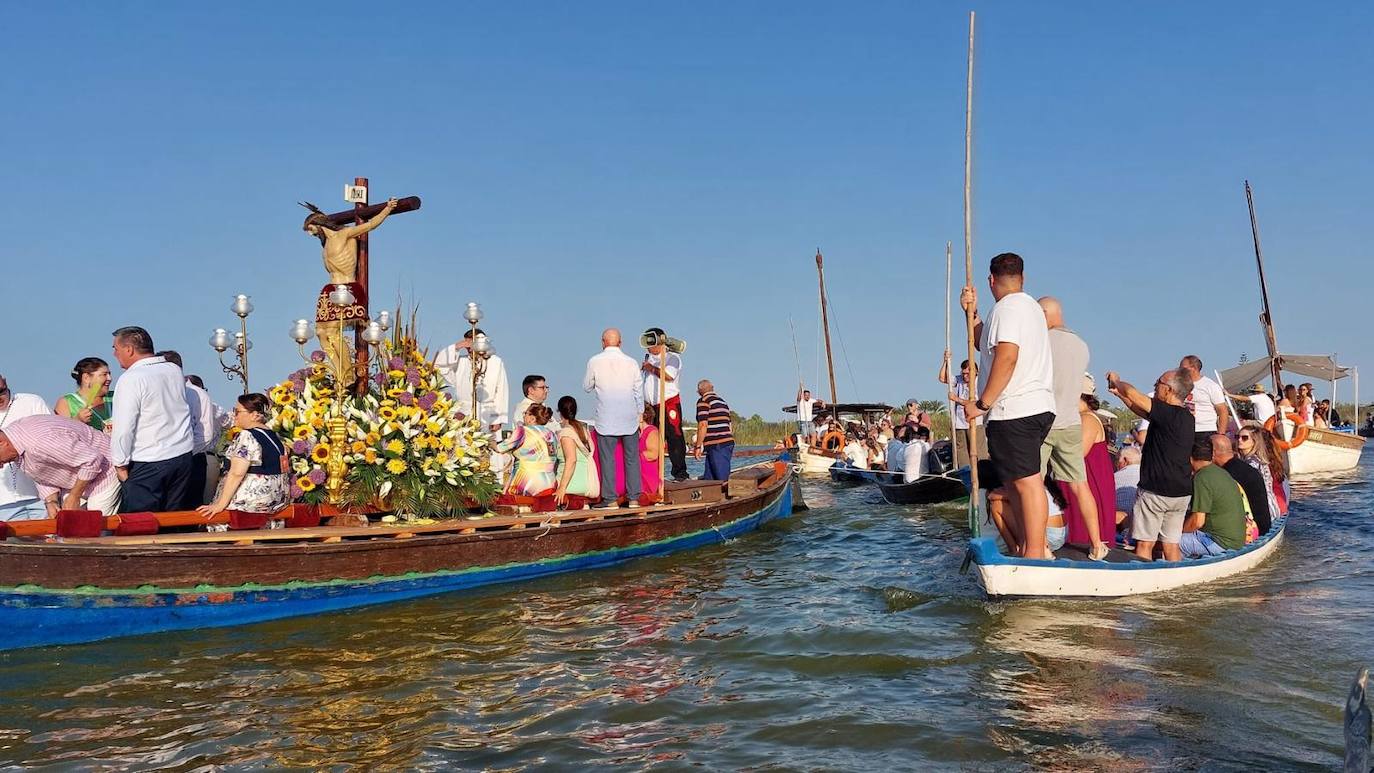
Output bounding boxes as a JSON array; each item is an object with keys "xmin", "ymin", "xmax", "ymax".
[{"xmin": 298, "ymin": 201, "xmax": 334, "ymax": 229}]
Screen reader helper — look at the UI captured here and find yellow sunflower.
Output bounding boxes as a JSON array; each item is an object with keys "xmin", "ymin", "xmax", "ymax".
[
  {"xmin": 293, "ymin": 425, "xmax": 313, "ymax": 440},
  {"xmin": 386, "ymin": 458, "xmax": 407, "ymax": 474},
  {"xmin": 311, "ymin": 443, "xmax": 331, "ymax": 463},
  {"xmin": 385, "ymin": 439, "xmax": 405, "ymax": 455},
  {"xmin": 379, "ymin": 406, "xmax": 397, "ymax": 421},
  {"xmin": 297, "ymin": 475, "xmax": 316, "ymax": 492}
]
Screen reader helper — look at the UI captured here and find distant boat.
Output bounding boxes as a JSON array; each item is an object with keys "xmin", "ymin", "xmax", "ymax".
[
  {"xmin": 876, "ymin": 467, "xmax": 971, "ymax": 506},
  {"xmin": 784, "ymin": 402, "xmax": 895, "ymax": 475},
  {"xmin": 1217, "ymin": 182, "xmax": 1365, "ymax": 475}
]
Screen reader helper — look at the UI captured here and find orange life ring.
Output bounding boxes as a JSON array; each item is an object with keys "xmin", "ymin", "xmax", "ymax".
[
  {"xmin": 1265, "ymin": 413, "xmax": 1309, "ymax": 450},
  {"xmin": 819, "ymin": 430, "xmax": 845, "ymax": 451}
]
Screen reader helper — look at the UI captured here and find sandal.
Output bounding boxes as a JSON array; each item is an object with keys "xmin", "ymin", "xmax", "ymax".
[{"xmin": 1088, "ymin": 543, "xmax": 1110, "ymax": 562}]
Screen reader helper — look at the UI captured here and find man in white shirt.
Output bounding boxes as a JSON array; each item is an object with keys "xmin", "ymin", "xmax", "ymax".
[
  {"xmin": 939, "ymin": 354, "xmax": 983, "ymax": 467},
  {"xmin": 796, "ymin": 387, "xmax": 822, "ymax": 443},
  {"xmin": 512, "ymin": 374, "xmax": 560, "ymax": 432},
  {"xmin": 902, "ymin": 426, "xmax": 932, "ymax": 483},
  {"xmin": 0, "ymin": 374, "xmax": 53, "ymax": 521},
  {"xmin": 641, "ymin": 329, "xmax": 688, "ymax": 482},
  {"xmin": 1226, "ymin": 383, "xmax": 1276, "ymax": 425},
  {"xmin": 584, "ymin": 328, "xmax": 644, "ymax": 508},
  {"xmin": 1180, "ymin": 355, "xmax": 1230, "ymax": 441},
  {"xmin": 159, "ymin": 351, "xmax": 220, "ymax": 507},
  {"xmin": 435, "ymin": 329, "xmax": 510, "ymax": 434},
  {"xmin": 957, "ymin": 252, "xmax": 1057, "ymax": 559},
  {"xmin": 110, "ymin": 326, "xmax": 196, "ymax": 513}
]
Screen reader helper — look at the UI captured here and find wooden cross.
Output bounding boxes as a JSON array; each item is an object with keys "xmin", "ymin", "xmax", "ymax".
[{"xmin": 318, "ymin": 177, "xmax": 422, "ymax": 393}]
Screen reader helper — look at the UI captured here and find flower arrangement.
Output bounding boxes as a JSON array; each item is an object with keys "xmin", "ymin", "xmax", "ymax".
[{"xmin": 267, "ymin": 313, "xmax": 498, "ymax": 517}]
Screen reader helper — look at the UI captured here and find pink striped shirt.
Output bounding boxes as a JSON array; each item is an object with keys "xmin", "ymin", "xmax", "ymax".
[{"xmin": 3, "ymin": 415, "xmax": 118, "ymax": 502}]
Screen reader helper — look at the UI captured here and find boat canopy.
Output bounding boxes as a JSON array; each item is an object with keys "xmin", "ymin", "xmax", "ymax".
[
  {"xmin": 782, "ymin": 402, "xmax": 894, "ymax": 416},
  {"xmin": 1218, "ymin": 354, "xmax": 1351, "ymax": 391}
]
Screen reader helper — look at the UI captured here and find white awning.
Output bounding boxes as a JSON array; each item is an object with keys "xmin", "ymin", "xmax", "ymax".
[{"xmin": 1217, "ymin": 354, "xmax": 1351, "ymax": 391}]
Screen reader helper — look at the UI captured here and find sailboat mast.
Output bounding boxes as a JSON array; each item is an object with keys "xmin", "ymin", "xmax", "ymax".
[
  {"xmin": 815, "ymin": 249, "xmax": 839, "ymax": 405},
  {"xmin": 1245, "ymin": 181, "xmax": 1283, "ymax": 392}
]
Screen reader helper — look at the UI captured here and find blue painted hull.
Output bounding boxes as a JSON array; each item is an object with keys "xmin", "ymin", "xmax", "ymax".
[{"xmin": 0, "ymin": 485, "xmax": 792, "ymax": 651}]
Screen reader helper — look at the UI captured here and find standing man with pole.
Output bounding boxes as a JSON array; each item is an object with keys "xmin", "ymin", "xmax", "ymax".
[{"xmin": 642, "ymin": 328, "xmax": 688, "ymax": 483}]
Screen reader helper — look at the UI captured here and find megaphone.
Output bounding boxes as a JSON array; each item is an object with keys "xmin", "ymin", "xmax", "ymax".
[{"xmin": 641, "ymin": 327, "xmax": 687, "ymax": 354}]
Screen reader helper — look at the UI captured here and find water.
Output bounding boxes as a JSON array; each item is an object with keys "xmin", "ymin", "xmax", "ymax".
[{"xmin": 0, "ymin": 455, "xmax": 1369, "ymax": 770}]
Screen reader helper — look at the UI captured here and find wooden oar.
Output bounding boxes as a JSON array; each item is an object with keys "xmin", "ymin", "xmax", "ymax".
[{"xmin": 944, "ymin": 241, "xmax": 955, "ymax": 432}]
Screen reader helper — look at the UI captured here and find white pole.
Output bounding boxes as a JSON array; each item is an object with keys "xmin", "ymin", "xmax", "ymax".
[
  {"xmin": 1355, "ymin": 367, "xmax": 1360, "ymax": 430},
  {"xmin": 944, "ymin": 241, "xmax": 954, "ymax": 440},
  {"xmin": 1216, "ymin": 369, "xmax": 1243, "ymax": 435}
]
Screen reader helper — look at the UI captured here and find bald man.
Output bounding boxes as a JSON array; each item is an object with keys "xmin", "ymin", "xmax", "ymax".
[
  {"xmin": 584, "ymin": 328, "xmax": 645, "ymax": 507},
  {"xmin": 1037, "ymin": 296, "xmax": 1109, "ymax": 560}
]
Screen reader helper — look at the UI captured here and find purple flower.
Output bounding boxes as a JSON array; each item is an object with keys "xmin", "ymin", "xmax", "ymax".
[
  {"xmin": 308, "ymin": 468, "xmax": 327, "ymax": 485},
  {"xmin": 418, "ymin": 392, "xmax": 438, "ymax": 411},
  {"xmin": 406, "ymin": 373, "xmax": 421, "ymax": 387},
  {"xmin": 289, "ymin": 483, "xmax": 304, "ymax": 499},
  {"xmin": 388, "ymin": 356, "xmax": 405, "ymax": 370},
  {"xmin": 292, "ymin": 439, "xmax": 309, "ymax": 455},
  {"xmin": 310, "ymin": 350, "xmax": 326, "ymax": 363},
  {"xmin": 290, "ymin": 379, "xmax": 306, "ymax": 394},
  {"xmin": 373, "ymin": 372, "xmax": 387, "ymax": 386},
  {"xmin": 397, "ymin": 392, "xmax": 414, "ymax": 406}
]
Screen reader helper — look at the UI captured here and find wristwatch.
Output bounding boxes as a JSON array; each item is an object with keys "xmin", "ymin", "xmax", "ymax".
[{"xmin": 975, "ymin": 398, "xmax": 990, "ymax": 412}]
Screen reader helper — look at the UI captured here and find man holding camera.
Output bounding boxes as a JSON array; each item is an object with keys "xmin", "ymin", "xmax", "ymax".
[{"xmin": 641, "ymin": 327, "xmax": 689, "ymax": 482}]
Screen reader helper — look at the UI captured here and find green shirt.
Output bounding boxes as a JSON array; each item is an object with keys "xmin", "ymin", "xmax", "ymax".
[{"xmin": 1192, "ymin": 463, "xmax": 1247, "ymax": 551}]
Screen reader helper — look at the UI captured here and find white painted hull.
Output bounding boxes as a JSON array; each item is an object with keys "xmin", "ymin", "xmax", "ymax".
[
  {"xmin": 793, "ymin": 444, "xmax": 842, "ymax": 475},
  {"xmin": 1284, "ymin": 424, "xmax": 1364, "ymax": 475},
  {"xmin": 970, "ymin": 517, "xmax": 1287, "ymax": 598}
]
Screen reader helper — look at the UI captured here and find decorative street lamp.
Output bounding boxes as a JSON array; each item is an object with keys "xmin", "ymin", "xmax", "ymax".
[{"xmin": 208, "ymin": 294, "xmax": 254, "ymax": 393}]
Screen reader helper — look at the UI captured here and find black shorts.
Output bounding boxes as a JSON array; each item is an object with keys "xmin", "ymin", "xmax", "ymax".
[{"xmin": 986, "ymin": 412, "xmax": 1054, "ymax": 483}]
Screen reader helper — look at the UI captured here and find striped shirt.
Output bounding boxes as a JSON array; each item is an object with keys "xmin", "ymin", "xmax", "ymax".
[
  {"xmin": 695, "ymin": 392, "xmax": 734, "ymax": 446},
  {"xmin": 3, "ymin": 414, "xmax": 119, "ymax": 503}
]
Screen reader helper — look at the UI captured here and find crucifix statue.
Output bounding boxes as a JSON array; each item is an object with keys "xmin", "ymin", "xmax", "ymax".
[{"xmin": 298, "ymin": 179, "xmax": 421, "ymax": 390}]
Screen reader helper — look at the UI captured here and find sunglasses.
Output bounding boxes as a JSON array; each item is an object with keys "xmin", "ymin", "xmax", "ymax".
[{"xmin": 1238, "ymin": 433, "xmax": 1254, "ymax": 440}]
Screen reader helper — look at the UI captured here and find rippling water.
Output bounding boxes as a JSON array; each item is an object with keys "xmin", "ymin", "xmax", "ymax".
[{"xmin": 0, "ymin": 454, "xmax": 1369, "ymax": 770}]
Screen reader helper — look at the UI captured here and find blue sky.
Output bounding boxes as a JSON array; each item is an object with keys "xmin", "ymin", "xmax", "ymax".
[{"xmin": 3, "ymin": 3, "xmax": 1371, "ymax": 417}]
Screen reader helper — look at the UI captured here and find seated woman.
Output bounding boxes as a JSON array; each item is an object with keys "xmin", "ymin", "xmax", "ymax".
[
  {"xmin": 55, "ymin": 357, "xmax": 113, "ymax": 432},
  {"xmin": 554, "ymin": 396, "xmax": 600, "ymax": 508},
  {"xmin": 494, "ymin": 404, "xmax": 559, "ymax": 496},
  {"xmin": 197, "ymin": 393, "xmax": 289, "ymax": 520},
  {"xmin": 987, "ymin": 475, "xmax": 1069, "ymax": 558},
  {"xmin": 1237, "ymin": 420, "xmax": 1283, "ymax": 526}
]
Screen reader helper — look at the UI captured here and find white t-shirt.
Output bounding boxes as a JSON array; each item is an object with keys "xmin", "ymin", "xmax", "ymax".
[
  {"xmin": 903, "ymin": 439, "xmax": 930, "ymax": 483},
  {"xmin": 0, "ymin": 393, "xmax": 52, "ymax": 504},
  {"xmin": 979, "ymin": 291, "xmax": 1055, "ymax": 421},
  {"xmin": 844, "ymin": 441, "xmax": 868, "ymax": 468},
  {"xmin": 886, "ymin": 439, "xmax": 906, "ymax": 473},
  {"xmin": 1186, "ymin": 375, "xmax": 1227, "ymax": 433},
  {"xmin": 797, "ymin": 398, "xmax": 816, "ymax": 422},
  {"xmin": 951, "ymin": 375, "xmax": 982, "ymax": 430},
  {"xmin": 1247, "ymin": 393, "xmax": 1276, "ymax": 424}
]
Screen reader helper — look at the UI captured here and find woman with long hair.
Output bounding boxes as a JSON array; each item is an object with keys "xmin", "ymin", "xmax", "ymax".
[
  {"xmin": 1240, "ymin": 419, "xmax": 1288, "ymax": 518},
  {"xmin": 55, "ymin": 357, "xmax": 113, "ymax": 432},
  {"xmin": 554, "ymin": 396, "xmax": 599, "ymax": 507},
  {"xmin": 1058, "ymin": 387, "xmax": 1114, "ymax": 558}
]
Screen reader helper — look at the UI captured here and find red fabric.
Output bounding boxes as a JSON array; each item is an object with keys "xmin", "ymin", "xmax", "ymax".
[
  {"xmin": 228, "ymin": 511, "xmax": 271, "ymax": 530},
  {"xmin": 114, "ymin": 512, "xmax": 159, "ymax": 536},
  {"xmin": 0, "ymin": 522, "xmax": 13, "ymax": 540},
  {"xmin": 532, "ymin": 495, "xmax": 557, "ymax": 513},
  {"xmin": 1059, "ymin": 440, "xmax": 1118, "ymax": 546},
  {"xmin": 55, "ymin": 510, "xmax": 104, "ymax": 538},
  {"xmin": 664, "ymin": 395, "xmax": 683, "ymax": 432},
  {"xmin": 562, "ymin": 495, "xmax": 591, "ymax": 510},
  {"xmin": 287, "ymin": 504, "xmax": 321, "ymax": 528}
]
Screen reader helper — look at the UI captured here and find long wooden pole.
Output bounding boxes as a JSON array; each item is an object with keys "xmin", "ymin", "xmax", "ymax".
[
  {"xmin": 816, "ymin": 249, "xmax": 839, "ymax": 406},
  {"xmin": 962, "ymin": 11, "xmax": 981, "ymax": 534},
  {"xmin": 1245, "ymin": 180, "xmax": 1283, "ymax": 393},
  {"xmin": 944, "ymin": 241, "xmax": 955, "ymax": 433}
]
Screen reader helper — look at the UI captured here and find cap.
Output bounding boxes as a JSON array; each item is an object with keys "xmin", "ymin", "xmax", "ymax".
[{"xmin": 1082, "ymin": 372, "xmax": 1096, "ymax": 395}]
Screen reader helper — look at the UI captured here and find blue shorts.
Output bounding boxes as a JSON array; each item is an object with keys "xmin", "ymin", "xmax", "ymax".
[{"xmin": 1180, "ymin": 530, "xmax": 1226, "ymax": 559}]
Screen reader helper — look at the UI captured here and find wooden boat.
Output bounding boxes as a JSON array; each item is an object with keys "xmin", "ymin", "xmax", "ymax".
[
  {"xmin": 969, "ymin": 513, "xmax": 1288, "ymax": 598},
  {"xmin": 0, "ymin": 462, "xmax": 795, "ymax": 651},
  {"xmin": 1219, "ymin": 182, "xmax": 1365, "ymax": 475},
  {"xmin": 876, "ymin": 466, "xmax": 971, "ymax": 505},
  {"xmin": 785, "ymin": 402, "xmax": 896, "ymax": 476}
]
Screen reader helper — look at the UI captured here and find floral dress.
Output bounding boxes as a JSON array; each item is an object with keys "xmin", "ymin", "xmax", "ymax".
[
  {"xmin": 219, "ymin": 427, "xmax": 290, "ymax": 514},
  {"xmin": 494, "ymin": 423, "xmax": 558, "ymax": 496}
]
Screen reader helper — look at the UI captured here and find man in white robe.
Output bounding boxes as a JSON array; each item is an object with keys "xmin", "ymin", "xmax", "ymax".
[{"xmin": 434, "ymin": 329, "xmax": 509, "ymax": 434}]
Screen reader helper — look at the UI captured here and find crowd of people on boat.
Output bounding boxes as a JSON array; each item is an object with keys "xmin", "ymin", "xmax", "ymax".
[
  {"xmin": 950, "ymin": 252, "xmax": 1293, "ymax": 563},
  {"xmin": 0, "ymin": 325, "xmax": 738, "ymax": 525}
]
